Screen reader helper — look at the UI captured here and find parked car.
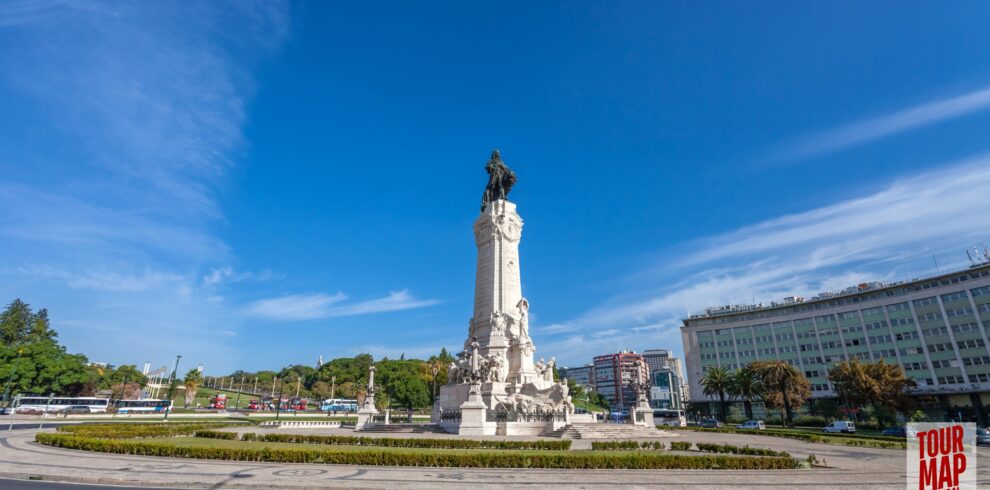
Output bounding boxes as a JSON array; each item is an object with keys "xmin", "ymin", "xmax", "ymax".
[
  {"xmin": 823, "ymin": 420, "xmax": 856, "ymax": 434},
  {"xmin": 736, "ymin": 420, "xmax": 766, "ymax": 430},
  {"xmin": 64, "ymin": 405, "xmax": 92, "ymax": 414},
  {"xmin": 881, "ymin": 427, "xmax": 906, "ymax": 437},
  {"xmin": 700, "ymin": 418, "xmax": 722, "ymax": 428},
  {"xmin": 977, "ymin": 428, "xmax": 990, "ymax": 447}
]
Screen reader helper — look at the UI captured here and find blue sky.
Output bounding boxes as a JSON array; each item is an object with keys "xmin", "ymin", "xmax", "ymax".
[{"xmin": 3, "ymin": 2, "xmax": 990, "ymax": 376}]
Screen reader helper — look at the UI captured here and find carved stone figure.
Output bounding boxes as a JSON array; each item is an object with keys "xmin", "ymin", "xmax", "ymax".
[
  {"xmin": 480, "ymin": 149, "xmax": 517, "ymax": 212},
  {"xmin": 515, "ymin": 298, "xmax": 530, "ymax": 339},
  {"xmin": 490, "ymin": 311, "xmax": 506, "ymax": 336},
  {"xmin": 544, "ymin": 357, "xmax": 556, "ymax": 382}
]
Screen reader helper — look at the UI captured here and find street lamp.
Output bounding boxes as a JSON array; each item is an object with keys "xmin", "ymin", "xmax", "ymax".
[
  {"xmin": 163, "ymin": 355, "xmax": 181, "ymax": 421},
  {"xmin": 275, "ymin": 367, "xmax": 288, "ymax": 422},
  {"xmin": 431, "ymin": 363, "xmax": 440, "ymax": 403}
]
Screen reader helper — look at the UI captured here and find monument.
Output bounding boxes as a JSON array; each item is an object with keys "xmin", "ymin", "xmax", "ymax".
[
  {"xmin": 436, "ymin": 150, "xmax": 574, "ymax": 435},
  {"xmin": 355, "ymin": 365, "xmax": 379, "ymax": 429}
]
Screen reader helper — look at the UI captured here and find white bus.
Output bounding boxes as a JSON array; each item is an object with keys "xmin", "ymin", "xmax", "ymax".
[
  {"xmin": 320, "ymin": 398, "xmax": 358, "ymax": 412},
  {"xmin": 11, "ymin": 396, "xmax": 110, "ymax": 414},
  {"xmin": 115, "ymin": 399, "xmax": 173, "ymax": 413},
  {"xmin": 653, "ymin": 409, "xmax": 687, "ymax": 427}
]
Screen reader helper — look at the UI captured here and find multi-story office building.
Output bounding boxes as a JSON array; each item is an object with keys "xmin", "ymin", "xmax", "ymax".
[
  {"xmin": 593, "ymin": 351, "xmax": 648, "ymax": 411},
  {"xmin": 558, "ymin": 364, "xmax": 595, "ymax": 391},
  {"xmin": 642, "ymin": 349, "xmax": 689, "ymax": 402},
  {"xmin": 681, "ymin": 263, "xmax": 990, "ymax": 425},
  {"xmin": 649, "ymin": 368, "xmax": 683, "ymax": 411}
]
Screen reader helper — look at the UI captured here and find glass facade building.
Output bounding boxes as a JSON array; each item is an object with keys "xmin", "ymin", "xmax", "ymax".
[{"xmin": 681, "ymin": 264, "xmax": 990, "ymax": 425}]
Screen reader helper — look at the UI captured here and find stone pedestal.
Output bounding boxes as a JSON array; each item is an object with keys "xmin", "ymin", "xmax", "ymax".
[
  {"xmin": 632, "ymin": 393, "xmax": 654, "ymax": 427},
  {"xmin": 457, "ymin": 382, "xmax": 490, "ymax": 435},
  {"xmin": 356, "ymin": 405, "xmax": 379, "ymax": 429}
]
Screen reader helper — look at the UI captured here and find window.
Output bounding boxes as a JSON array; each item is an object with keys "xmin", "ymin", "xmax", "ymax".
[
  {"xmin": 887, "ymin": 302, "xmax": 911, "ymax": 312},
  {"xmin": 900, "ymin": 347, "xmax": 924, "ymax": 356},
  {"xmin": 921, "ymin": 327, "xmax": 948, "ymax": 336},
  {"xmin": 931, "ymin": 359, "xmax": 957, "ymax": 369},
  {"xmin": 942, "ymin": 292, "xmax": 968, "ymax": 303},
  {"xmin": 873, "ymin": 349, "xmax": 897, "ymax": 358},
  {"xmin": 862, "ymin": 307, "xmax": 884, "ymax": 316},
  {"xmin": 805, "ymin": 370, "xmax": 821, "ymax": 378},
  {"xmin": 963, "ymin": 356, "xmax": 990, "ymax": 366},
  {"xmin": 904, "ymin": 362, "xmax": 928, "ymax": 371},
  {"xmin": 914, "ymin": 297, "xmax": 938, "ymax": 307},
  {"xmin": 952, "ymin": 323, "xmax": 980, "ymax": 334},
  {"xmin": 895, "ymin": 332, "xmax": 919, "ymax": 341},
  {"xmin": 927, "ymin": 343, "xmax": 952, "ymax": 352},
  {"xmin": 945, "ymin": 307, "xmax": 973, "ymax": 318},
  {"xmin": 919, "ymin": 312, "xmax": 942, "ymax": 322},
  {"xmin": 865, "ymin": 321, "xmax": 889, "ymax": 330},
  {"xmin": 969, "ymin": 373, "xmax": 990, "ymax": 383},
  {"xmin": 892, "ymin": 317, "xmax": 916, "ymax": 326},
  {"xmin": 845, "ymin": 339, "xmax": 862, "ymax": 347},
  {"xmin": 869, "ymin": 335, "xmax": 891, "ymax": 344},
  {"xmin": 815, "ymin": 314, "xmax": 836, "ymax": 323},
  {"xmin": 937, "ymin": 376, "xmax": 965, "ymax": 385},
  {"xmin": 958, "ymin": 339, "xmax": 987, "ymax": 349},
  {"xmin": 971, "ymin": 286, "xmax": 990, "ymax": 297}
]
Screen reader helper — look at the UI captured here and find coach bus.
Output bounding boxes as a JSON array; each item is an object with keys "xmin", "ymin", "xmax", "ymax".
[
  {"xmin": 320, "ymin": 398, "xmax": 358, "ymax": 412},
  {"xmin": 653, "ymin": 409, "xmax": 687, "ymax": 427},
  {"xmin": 115, "ymin": 399, "xmax": 173, "ymax": 413},
  {"xmin": 10, "ymin": 396, "xmax": 110, "ymax": 414}
]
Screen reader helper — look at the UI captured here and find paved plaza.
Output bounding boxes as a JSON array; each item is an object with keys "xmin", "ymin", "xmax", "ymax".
[{"xmin": 3, "ymin": 425, "xmax": 989, "ymax": 489}]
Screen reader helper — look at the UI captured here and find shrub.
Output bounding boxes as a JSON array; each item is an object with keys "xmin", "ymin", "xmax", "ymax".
[
  {"xmin": 695, "ymin": 442, "xmax": 789, "ymax": 457},
  {"xmin": 792, "ymin": 416, "xmax": 829, "ymax": 427},
  {"xmin": 35, "ymin": 433, "xmax": 802, "ymax": 470},
  {"xmin": 591, "ymin": 440, "xmax": 666, "ymax": 451},
  {"xmin": 57, "ymin": 423, "xmax": 238, "ymax": 439},
  {"xmin": 670, "ymin": 441, "xmax": 692, "ymax": 451},
  {"xmin": 194, "ymin": 430, "xmax": 238, "ymax": 440},
  {"xmin": 225, "ymin": 432, "xmax": 572, "ymax": 451}
]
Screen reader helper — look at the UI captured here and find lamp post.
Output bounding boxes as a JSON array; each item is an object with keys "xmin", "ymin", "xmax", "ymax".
[
  {"xmin": 431, "ymin": 363, "xmax": 440, "ymax": 403},
  {"xmin": 234, "ymin": 376, "xmax": 244, "ymax": 411},
  {"xmin": 275, "ymin": 368, "xmax": 288, "ymax": 422},
  {"xmin": 163, "ymin": 355, "xmax": 181, "ymax": 421}
]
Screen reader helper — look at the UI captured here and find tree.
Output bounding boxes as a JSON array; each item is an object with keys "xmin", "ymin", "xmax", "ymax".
[
  {"xmin": 183, "ymin": 369, "xmax": 202, "ymax": 408},
  {"xmin": 1, "ymin": 299, "xmax": 57, "ymax": 345},
  {"xmin": 376, "ymin": 359, "xmax": 430, "ymax": 412},
  {"xmin": 828, "ymin": 359, "xmax": 916, "ymax": 428},
  {"xmin": 727, "ymin": 367, "xmax": 764, "ymax": 420},
  {"xmin": 751, "ymin": 360, "xmax": 809, "ymax": 426},
  {"xmin": 0, "ymin": 340, "xmax": 91, "ymax": 397},
  {"xmin": 699, "ymin": 366, "xmax": 732, "ymax": 422}
]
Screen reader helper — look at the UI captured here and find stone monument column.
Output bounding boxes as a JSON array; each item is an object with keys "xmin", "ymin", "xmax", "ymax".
[{"xmin": 356, "ymin": 365, "xmax": 379, "ymax": 429}]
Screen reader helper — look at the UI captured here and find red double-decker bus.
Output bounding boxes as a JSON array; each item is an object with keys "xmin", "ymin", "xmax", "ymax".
[{"xmin": 209, "ymin": 393, "xmax": 227, "ymax": 410}]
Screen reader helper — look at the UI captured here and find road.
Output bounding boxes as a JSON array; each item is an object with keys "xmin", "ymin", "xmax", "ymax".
[{"xmin": 1, "ymin": 427, "xmax": 988, "ymax": 489}]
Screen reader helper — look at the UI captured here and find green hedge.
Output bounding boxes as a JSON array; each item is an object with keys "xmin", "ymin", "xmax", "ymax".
[
  {"xmin": 36, "ymin": 433, "xmax": 801, "ymax": 470},
  {"xmin": 591, "ymin": 441, "xmax": 666, "ymax": 451},
  {"xmin": 57, "ymin": 423, "xmax": 238, "ymax": 439},
  {"xmin": 221, "ymin": 431, "xmax": 570, "ymax": 450},
  {"xmin": 695, "ymin": 442, "xmax": 790, "ymax": 457},
  {"xmin": 670, "ymin": 441, "xmax": 692, "ymax": 451},
  {"xmin": 676, "ymin": 427, "xmax": 905, "ymax": 449}
]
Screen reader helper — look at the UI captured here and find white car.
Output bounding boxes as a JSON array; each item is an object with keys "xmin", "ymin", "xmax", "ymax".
[
  {"xmin": 823, "ymin": 420, "xmax": 856, "ymax": 434},
  {"xmin": 736, "ymin": 420, "xmax": 765, "ymax": 430}
]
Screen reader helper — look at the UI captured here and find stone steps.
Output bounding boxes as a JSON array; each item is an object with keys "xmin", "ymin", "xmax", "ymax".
[
  {"xmin": 358, "ymin": 423, "xmax": 447, "ymax": 434},
  {"xmin": 541, "ymin": 423, "xmax": 671, "ymax": 439}
]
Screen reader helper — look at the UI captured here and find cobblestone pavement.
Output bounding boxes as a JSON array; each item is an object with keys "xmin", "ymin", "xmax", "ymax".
[{"xmin": 2, "ymin": 427, "xmax": 988, "ymax": 489}]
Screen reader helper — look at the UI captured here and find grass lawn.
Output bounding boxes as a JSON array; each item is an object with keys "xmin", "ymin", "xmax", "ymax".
[{"xmin": 675, "ymin": 427, "xmax": 905, "ymax": 449}]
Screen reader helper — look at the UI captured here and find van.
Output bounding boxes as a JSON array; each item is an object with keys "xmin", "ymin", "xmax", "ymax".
[{"xmin": 822, "ymin": 420, "xmax": 856, "ymax": 434}]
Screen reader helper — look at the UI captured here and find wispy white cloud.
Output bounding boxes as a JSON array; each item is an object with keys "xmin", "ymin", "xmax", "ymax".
[
  {"xmin": 769, "ymin": 85, "xmax": 990, "ymax": 163},
  {"xmin": 16, "ymin": 265, "xmax": 184, "ymax": 292},
  {"xmin": 539, "ymin": 156, "xmax": 990, "ymax": 367},
  {"xmin": 202, "ymin": 267, "xmax": 281, "ymax": 287},
  {"xmin": 244, "ymin": 290, "xmax": 440, "ymax": 321}
]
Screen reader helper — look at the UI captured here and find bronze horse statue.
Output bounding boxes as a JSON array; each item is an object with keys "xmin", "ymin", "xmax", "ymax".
[{"xmin": 480, "ymin": 149, "xmax": 516, "ymax": 211}]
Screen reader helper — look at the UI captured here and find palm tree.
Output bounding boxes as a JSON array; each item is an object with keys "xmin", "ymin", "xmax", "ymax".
[
  {"xmin": 183, "ymin": 368, "xmax": 202, "ymax": 409},
  {"xmin": 752, "ymin": 360, "xmax": 804, "ymax": 426},
  {"xmin": 700, "ymin": 366, "xmax": 732, "ymax": 422},
  {"xmin": 728, "ymin": 367, "xmax": 764, "ymax": 420}
]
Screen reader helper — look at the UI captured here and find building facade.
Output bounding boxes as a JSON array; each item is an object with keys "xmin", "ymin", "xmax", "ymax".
[
  {"xmin": 681, "ymin": 263, "xmax": 990, "ymax": 425},
  {"xmin": 558, "ymin": 364, "xmax": 595, "ymax": 391},
  {"xmin": 649, "ymin": 368, "xmax": 683, "ymax": 410},
  {"xmin": 593, "ymin": 351, "xmax": 648, "ymax": 411},
  {"xmin": 642, "ymin": 349, "xmax": 689, "ymax": 402}
]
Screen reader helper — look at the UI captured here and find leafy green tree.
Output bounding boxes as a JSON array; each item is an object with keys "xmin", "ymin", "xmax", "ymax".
[
  {"xmin": 183, "ymin": 368, "xmax": 202, "ymax": 408},
  {"xmin": 1, "ymin": 299, "xmax": 57, "ymax": 345},
  {"xmin": 0, "ymin": 340, "xmax": 91, "ymax": 396},
  {"xmin": 376, "ymin": 359, "xmax": 430, "ymax": 411},
  {"xmin": 828, "ymin": 359, "xmax": 916, "ymax": 428},
  {"xmin": 700, "ymin": 366, "xmax": 732, "ymax": 422},
  {"xmin": 727, "ymin": 367, "xmax": 764, "ymax": 420},
  {"xmin": 751, "ymin": 360, "xmax": 810, "ymax": 426}
]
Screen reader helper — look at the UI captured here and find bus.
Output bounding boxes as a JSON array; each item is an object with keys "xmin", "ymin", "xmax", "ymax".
[
  {"xmin": 115, "ymin": 399, "xmax": 173, "ymax": 413},
  {"xmin": 653, "ymin": 409, "xmax": 687, "ymax": 427},
  {"xmin": 288, "ymin": 397, "xmax": 308, "ymax": 411},
  {"xmin": 209, "ymin": 393, "xmax": 227, "ymax": 410},
  {"xmin": 320, "ymin": 398, "xmax": 358, "ymax": 412},
  {"xmin": 10, "ymin": 396, "xmax": 110, "ymax": 414}
]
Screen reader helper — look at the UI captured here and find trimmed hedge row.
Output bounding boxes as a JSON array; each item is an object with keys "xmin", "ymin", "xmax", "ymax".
[
  {"xmin": 670, "ymin": 441, "xmax": 692, "ymax": 451},
  {"xmin": 35, "ymin": 433, "xmax": 801, "ymax": 470},
  {"xmin": 695, "ymin": 443, "xmax": 790, "ymax": 457},
  {"xmin": 58, "ymin": 423, "xmax": 238, "ymax": 439},
  {"xmin": 676, "ymin": 427, "xmax": 905, "ymax": 449},
  {"xmin": 591, "ymin": 441, "xmax": 666, "ymax": 451},
  {"xmin": 206, "ymin": 431, "xmax": 572, "ymax": 450}
]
